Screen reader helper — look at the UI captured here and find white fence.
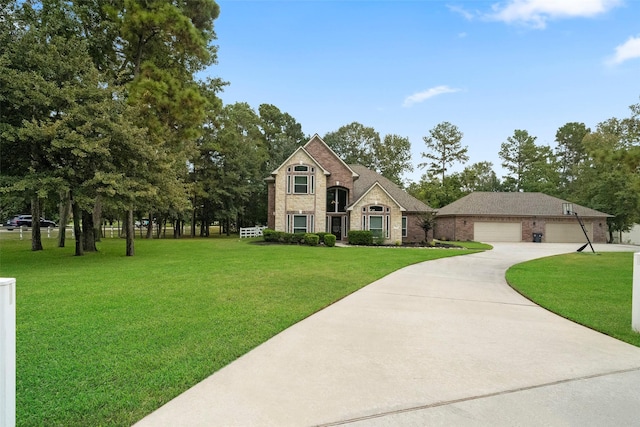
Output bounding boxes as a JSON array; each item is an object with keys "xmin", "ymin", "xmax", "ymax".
[{"xmin": 239, "ymin": 226, "xmax": 267, "ymax": 238}]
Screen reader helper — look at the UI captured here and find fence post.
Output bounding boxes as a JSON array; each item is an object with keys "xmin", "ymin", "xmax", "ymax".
[
  {"xmin": 0, "ymin": 278, "xmax": 16, "ymax": 427},
  {"xmin": 633, "ymin": 253, "xmax": 640, "ymax": 333}
]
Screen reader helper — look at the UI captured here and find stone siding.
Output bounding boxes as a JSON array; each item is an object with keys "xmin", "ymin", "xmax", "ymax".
[
  {"xmin": 350, "ymin": 185, "xmax": 403, "ymax": 244},
  {"xmin": 273, "ymin": 150, "xmax": 327, "ymax": 233}
]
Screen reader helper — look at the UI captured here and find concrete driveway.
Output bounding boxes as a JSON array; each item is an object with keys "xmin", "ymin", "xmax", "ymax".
[{"xmin": 135, "ymin": 243, "xmax": 640, "ymax": 427}]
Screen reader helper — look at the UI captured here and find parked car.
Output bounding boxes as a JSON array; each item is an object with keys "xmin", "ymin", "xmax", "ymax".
[{"xmin": 5, "ymin": 215, "xmax": 57, "ymax": 230}]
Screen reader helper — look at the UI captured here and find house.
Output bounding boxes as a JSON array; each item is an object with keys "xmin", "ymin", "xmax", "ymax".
[
  {"xmin": 265, "ymin": 134, "xmax": 433, "ymax": 243},
  {"xmin": 614, "ymin": 224, "xmax": 640, "ymax": 245},
  {"xmin": 435, "ymin": 192, "xmax": 611, "ymax": 243}
]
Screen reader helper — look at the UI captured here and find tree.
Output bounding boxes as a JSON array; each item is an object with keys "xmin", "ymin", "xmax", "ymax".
[
  {"xmin": 374, "ymin": 134, "xmax": 413, "ymax": 186},
  {"xmin": 406, "ymin": 172, "xmax": 463, "ymax": 209},
  {"xmin": 324, "ymin": 123, "xmax": 414, "ymax": 185},
  {"xmin": 259, "ymin": 103, "xmax": 306, "ymax": 173},
  {"xmin": 498, "ymin": 129, "xmax": 559, "ymax": 194},
  {"xmin": 414, "ymin": 211, "xmax": 437, "ymax": 243},
  {"xmin": 555, "ymin": 122, "xmax": 590, "ymax": 197},
  {"xmin": 459, "ymin": 161, "xmax": 502, "ymax": 192},
  {"xmin": 323, "ymin": 122, "xmax": 379, "ymax": 168},
  {"xmin": 419, "ymin": 121, "xmax": 468, "ymax": 184},
  {"xmin": 576, "ymin": 101, "xmax": 640, "ymax": 240},
  {"xmin": 0, "ymin": 0, "xmax": 96, "ymax": 252}
]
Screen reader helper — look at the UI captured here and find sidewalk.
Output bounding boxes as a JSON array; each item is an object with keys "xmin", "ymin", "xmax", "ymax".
[{"xmin": 135, "ymin": 243, "xmax": 640, "ymax": 426}]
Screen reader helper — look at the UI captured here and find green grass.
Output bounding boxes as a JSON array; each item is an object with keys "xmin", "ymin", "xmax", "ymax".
[
  {"xmin": 506, "ymin": 252, "xmax": 640, "ymax": 347},
  {"xmin": 447, "ymin": 241, "xmax": 493, "ymax": 250},
  {"xmin": 0, "ymin": 236, "xmax": 481, "ymax": 426}
]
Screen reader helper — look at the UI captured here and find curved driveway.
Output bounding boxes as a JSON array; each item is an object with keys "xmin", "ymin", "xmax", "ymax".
[{"xmin": 136, "ymin": 243, "xmax": 640, "ymax": 426}]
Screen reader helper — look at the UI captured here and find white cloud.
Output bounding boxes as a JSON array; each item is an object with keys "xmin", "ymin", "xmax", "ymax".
[
  {"xmin": 403, "ymin": 86, "xmax": 461, "ymax": 107},
  {"xmin": 608, "ymin": 35, "xmax": 640, "ymax": 65},
  {"xmin": 486, "ymin": 0, "xmax": 622, "ymax": 28}
]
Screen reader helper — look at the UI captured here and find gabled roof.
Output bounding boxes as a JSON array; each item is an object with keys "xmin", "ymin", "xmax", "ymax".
[
  {"xmin": 348, "ymin": 181, "xmax": 406, "ymax": 212},
  {"xmin": 304, "ymin": 134, "xmax": 359, "ymax": 178},
  {"xmin": 437, "ymin": 192, "xmax": 612, "ymax": 217},
  {"xmin": 349, "ymin": 165, "xmax": 434, "ymax": 213},
  {"xmin": 270, "ymin": 145, "xmax": 331, "ymax": 176}
]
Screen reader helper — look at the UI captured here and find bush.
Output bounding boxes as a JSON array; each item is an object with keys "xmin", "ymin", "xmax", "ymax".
[
  {"xmin": 316, "ymin": 232, "xmax": 329, "ymax": 243},
  {"xmin": 348, "ymin": 230, "xmax": 373, "ymax": 246},
  {"xmin": 291, "ymin": 233, "xmax": 306, "ymax": 244},
  {"xmin": 262, "ymin": 228, "xmax": 277, "ymax": 242},
  {"xmin": 304, "ymin": 233, "xmax": 320, "ymax": 246},
  {"xmin": 323, "ymin": 234, "xmax": 336, "ymax": 247}
]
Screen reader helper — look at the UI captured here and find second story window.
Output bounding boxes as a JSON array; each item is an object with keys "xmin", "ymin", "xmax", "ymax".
[{"xmin": 286, "ymin": 165, "xmax": 315, "ymax": 195}]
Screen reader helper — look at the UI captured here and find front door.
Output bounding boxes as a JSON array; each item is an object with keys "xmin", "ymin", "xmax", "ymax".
[{"xmin": 331, "ymin": 216, "xmax": 342, "ymax": 240}]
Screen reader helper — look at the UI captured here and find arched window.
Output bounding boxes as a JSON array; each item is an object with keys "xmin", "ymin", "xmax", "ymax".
[{"xmin": 326, "ymin": 187, "xmax": 348, "ymax": 212}]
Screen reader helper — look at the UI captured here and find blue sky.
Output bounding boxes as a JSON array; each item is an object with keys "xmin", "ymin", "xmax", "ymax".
[{"xmin": 204, "ymin": 0, "xmax": 640, "ymax": 183}]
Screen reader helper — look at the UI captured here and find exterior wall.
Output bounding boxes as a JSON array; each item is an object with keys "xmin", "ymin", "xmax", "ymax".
[
  {"xmin": 304, "ymin": 138, "xmax": 355, "ymax": 200},
  {"xmin": 617, "ymin": 224, "xmax": 640, "ymax": 245},
  {"xmin": 349, "ymin": 185, "xmax": 402, "ymax": 244},
  {"xmin": 266, "ymin": 181, "xmax": 275, "ymax": 229},
  {"xmin": 435, "ymin": 215, "xmax": 608, "ymax": 243},
  {"xmin": 404, "ymin": 213, "xmax": 433, "ymax": 243},
  {"xmin": 273, "ymin": 150, "xmax": 327, "ymax": 234}
]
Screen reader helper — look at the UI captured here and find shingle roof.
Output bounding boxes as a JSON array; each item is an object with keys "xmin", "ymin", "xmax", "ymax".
[
  {"xmin": 436, "ymin": 192, "xmax": 611, "ymax": 218},
  {"xmin": 348, "ymin": 165, "xmax": 434, "ymax": 213}
]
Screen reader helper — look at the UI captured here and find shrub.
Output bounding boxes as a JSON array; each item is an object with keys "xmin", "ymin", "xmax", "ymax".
[
  {"xmin": 291, "ymin": 233, "xmax": 306, "ymax": 244},
  {"xmin": 316, "ymin": 232, "xmax": 329, "ymax": 243},
  {"xmin": 372, "ymin": 236, "xmax": 386, "ymax": 246},
  {"xmin": 323, "ymin": 234, "xmax": 336, "ymax": 247},
  {"xmin": 348, "ymin": 230, "xmax": 373, "ymax": 246},
  {"xmin": 304, "ymin": 233, "xmax": 320, "ymax": 246},
  {"xmin": 262, "ymin": 228, "xmax": 277, "ymax": 242}
]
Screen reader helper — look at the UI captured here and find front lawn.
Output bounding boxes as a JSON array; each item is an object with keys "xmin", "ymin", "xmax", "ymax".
[
  {"xmin": 0, "ymin": 236, "xmax": 480, "ymax": 426},
  {"xmin": 506, "ymin": 252, "xmax": 640, "ymax": 347}
]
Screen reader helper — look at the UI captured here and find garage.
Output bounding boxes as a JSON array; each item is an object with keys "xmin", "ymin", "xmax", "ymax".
[
  {"xmin": 474, "ymin": 222, "xmax": 521, "ymax": 242},
  {"xmin": 545, "ymin": 223, "xmax": 592, "ymax": 243}
]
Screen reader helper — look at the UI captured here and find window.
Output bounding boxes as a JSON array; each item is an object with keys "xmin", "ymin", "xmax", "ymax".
[
  {"xmin": 286, "ymin": 164, "xmax": 314, "ymax": 194},
  {"xmin": 362, "ymin": 204, "xmax": 390, "ymax": 239},
  {"xmin": 402, "ymin": 216, "xmax": 407, "ymax": 237},
  {"xmin": 369, "ymin": 216, "xmax": 383, "ymax": 238},
  {"xmin": 327, "ymin": 187, "xmax": 348, "ymax": 212},
  {"xmin": 294, "ymin": 176, "xmax": 308, "ymax": 194},
  {"xmin": 293, "ymin": 215, "xmax": 307, "ymax": 233}
]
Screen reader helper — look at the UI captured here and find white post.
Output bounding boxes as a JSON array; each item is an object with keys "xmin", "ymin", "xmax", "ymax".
[
  {"xmin": 0, "ymin": 278, "xmax": 16, "ymax": 427},
  {"xmin": 633, "ymin": 253, "xmax": 640, "ymax": 333}
]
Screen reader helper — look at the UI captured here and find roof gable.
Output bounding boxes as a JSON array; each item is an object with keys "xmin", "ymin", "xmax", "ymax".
[
  {"xmin": 348, "ymin": 181, "xmax": 406, "ymax": 211},
  {"xmin": 349, "ymin": 165, "xmax": 433, "ymax": 213},
  {"xmin": 437, "ymin": 192, "xmax": 612, "ymax": 217},
  {"xmin": 304, "ymin": 134, "xmax": 359, "ymax": 178},
  {"xmin": 270, "ymin": 145, "xmax": 330, "ymax": 176}
]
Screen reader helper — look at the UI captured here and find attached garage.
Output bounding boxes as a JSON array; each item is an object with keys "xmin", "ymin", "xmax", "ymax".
[
  {"xmin": 474, "ymin": 222, "xmax": 521, "ymax": 242},
  {"xmin": 545, "ymin": 222, "xmax": 592, "ymax": 243}
]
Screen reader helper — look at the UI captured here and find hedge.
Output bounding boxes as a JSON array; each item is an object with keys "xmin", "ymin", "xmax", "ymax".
[{"xmin": 348, "ymin": 230, "xmax": 373, "ymax": 245}]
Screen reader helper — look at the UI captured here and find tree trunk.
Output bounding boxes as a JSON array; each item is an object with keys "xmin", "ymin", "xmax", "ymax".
[
  {"xmin": 31, "ymin": 197, "xmax": 43, "ymax": 251},
  {"xmin": 71, "ymin": 197, "xmax": 84, "ymax": 256},
  {"xmin": 58, "ymin": 191, "xmax": 71, "ymax": 248},
  {"xmin": 125, "ymin": 209, "xmax": 135, "ymax": 256},
  {"xmin": 82, "ymin": 210, "xmax": 97, "ymax": 252},
  {"xmin": 146, "ymin": 211, "xmax": 153, "ymax": 239},
  {"xmin": 93, "ymin": 197, "xmax": 102, "ymax": 242}
]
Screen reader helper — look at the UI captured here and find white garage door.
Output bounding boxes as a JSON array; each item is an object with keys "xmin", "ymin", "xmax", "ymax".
[
  {"xmin": 474, "ymin": 222, "xmax": 521, "ymax": 242},
  {"xmin": 545, "ymin": 223, "xmax": 593, "ymax": 243}
]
